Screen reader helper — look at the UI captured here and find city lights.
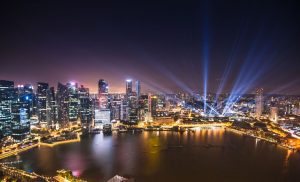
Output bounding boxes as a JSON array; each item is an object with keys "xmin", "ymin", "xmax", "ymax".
[{"xmin": 0, "ymin": 0, "xmax": 300, "ymax": 181}]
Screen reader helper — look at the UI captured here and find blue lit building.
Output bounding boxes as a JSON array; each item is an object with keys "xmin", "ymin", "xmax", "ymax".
[
  {"xmin": 0, "ymin": 80, "xmax": 15, "ymax": 138},
  {"xmin": 11, "ymin": 102, "xmax": 30, "ymax": 141}
]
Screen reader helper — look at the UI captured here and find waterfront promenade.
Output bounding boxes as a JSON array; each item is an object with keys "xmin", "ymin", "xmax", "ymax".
[
  {"xmin": 0, "ymin": 133, "xmax": 81, "ymax": 160},
  {"xmin": 226, "ymin": 127, "xmax": 299, "ymax": 151},
  {"xmin": 0, "ymin": 144, "xmax": 39, "ymax": 160}
]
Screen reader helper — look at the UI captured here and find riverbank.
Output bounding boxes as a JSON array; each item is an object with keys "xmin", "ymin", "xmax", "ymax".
[
  {"xmin": 0, "ymin": 143, "xmax": 39, "ymax": 160},
  {"xmin": 226, "ymin": 127, "xmax": 298, "ymax": 151},
  {"xmin": 39, "ymin": 133, "xmax": 81, "ymax": 147},
  {"xmin": 0, "ymin": 133, "xmax": 81, "ymax": 159}
]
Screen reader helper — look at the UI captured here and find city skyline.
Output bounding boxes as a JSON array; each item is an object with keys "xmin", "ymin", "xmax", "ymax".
[
  {"xmin": 2, "ymin": 78, "xmax": 300, "ymax": 95},
  {"xmin": 0, "ymin": 0, "xmax": 300, "ymax": 94},
  {"xmin": 1, "ymin": 1, "xmax": 300, "ymax": 181}
]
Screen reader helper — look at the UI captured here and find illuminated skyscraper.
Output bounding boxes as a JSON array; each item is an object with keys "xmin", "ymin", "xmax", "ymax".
[
  {"xmin": 37, "ymin": 82, "xmax": 49, "ymax": 124},
  {"xmin": 135, "ymin": 80, "xmax": 141, "ymax": 98},
  {"xmin": 19, "ymin": 84, "xmax": 35, "ymax": 118},
  {"xmin": 139, "ymin": 94, "xmax": 149, "ymax": 120},
  {"xmin": 79, "ymin": 85, "xmax": 92, "ymax": 128},
  {"xmin": 126, "ymin": 79, "xmax": 133, "ymax": 96},
  {"xmin": 57, "ymin": 83, "xmax": 69, "ymax": 126},
  {"xmin": 11, "ymin": 102, "xmax": 30, "ymax": 141},
  {"xmin": 47, "ymin": 87, "xmax": 58, "ymax": 127},
  {"xmin": 98, "ymin": 79, "xmax": 108, "ymax": 94},
  {"xmin": 98, "ymin": 79, "xmax": 109, "ymax": 109},
  {"xmin": 149, "ymin": 95, "xmax": 158, "ymax": 118},
  {"xmin": 255, "ymin": 88, "xmax": 263, "ymax": 118},
  {"xmin": 128, "ymin": 95, "xmax": 138, "ymax": 122},
  {"xmin": 0, "ymin": 80, "xmax": 15, "ymax": 138},
  {"xmin": 66, "ymin": 82, "xmax": 79, "ymax": 122},
  {"xmin": 110, "ymin": 94, "xmax": 122, "ymax": 120},
  {"xmin": 269, "ymin": 107, "xmax": 278, "ymax": 122},
  {"xmin": 120, "ymin": 100, "xmax": 129, "ymax": 120}
]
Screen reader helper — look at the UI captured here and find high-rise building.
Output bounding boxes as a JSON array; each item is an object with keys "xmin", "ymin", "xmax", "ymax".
[
  {"xmin": 138, "ymin": 94, "xmax": 149, "ymax": 121},
  {"xmin": 56, "ymin": 82, "xmax": 80, "ymax": 125},
  {"xmin": 19, "ymin": 84, "xmax": 35, "ymax": 118},
  {"xmin": 111, "ymin": 98, "xmax": 122, "ymax": 120},
  {"xmin": 57, "ymin": 83, "xmax": 69, "ymax": 126},
  {"xmin": 78, "ymin": 85, "xmax": 92, "ymax": 128},
  {"xmin": 255, "ymin": 88, "xmax": 263, "ymax": 118},
  {"xmin": 98, "ymin": 79, "xmax": 109, "ymax": 109},
  {"xmin": 126, "ymin": 79, "xmax": 133, "ymax": 96},
  {"xmin": 0, "ymin": 80, "xmax": 15, "ymax": 100},
  {"xmin": 11, "ymin": 102, "xmax": 30, "ymax": 141},
  {"xmin": 37, "ymin": 82, "xmax": 49, "ymax": 124},
  {"xmin": 135, "ymin": 80, "xmax": 141, "ymax": 98},
  {"xmin": 0, "ymin": 81, "xmax": 32, "ymax": 140},
  {"xmin": 269, "ymin": 107, "xmax": 278, "ymax": 123},
  {"xmin": 128, "ymin": 95, "xmax": 138, "ymax": 122},
  {"xmin": 66, "ymin": 82, "xmax": 79, "ymax": 122},
  {"xmin": 98, "ymin": 79, "xmax": 108, "ymax": 94},
  {"xmin": 0, "ymin": 80, "xmax": 15, "ymax": 138},
  {"xmin": 120, "ymin": 100, "xmax": 129, "ymax": 121},
  {"xmin": 149, "ymin": 95, "xmax": 158, "ymax": 118},
  {"xmin": 47, "ymin": 87, "xmax": 58, "ymax": 127}
]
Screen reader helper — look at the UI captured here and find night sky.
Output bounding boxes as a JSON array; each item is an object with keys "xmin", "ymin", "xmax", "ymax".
[{"xmin": 0, "ymin": 0, "xmax": 299, "ymax": 94}]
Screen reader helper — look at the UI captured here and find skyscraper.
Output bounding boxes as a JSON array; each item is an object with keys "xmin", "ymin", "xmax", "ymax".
[
  {"xmin": 11, "ymin": 102, "xmax": 30, "ymax": 141},
  {"xmin": 66, "ymin": 82, "xmax": 79, "ymax": 122},
  {"xmin": 126, "ymin": 79, "xmax": 133, "ymax": 96},
  {"xmin": 255, "ymin": 88, "xmax": 263, "ymax": 118},
  {"xmin": 57, "ymin": 83, "xmax": 69, "ymax": 126},
  {"xmin": 79, "ymin": 85, "xmax": 92, "ymax": 128},
  {"xmin": 0, "ymin": 80, "xmax": 15, "ymax": 138},
  {"xmin": 98, "ymin": 79, "xmax": 108, "ymax": 109},
  {"xmin": 98, "ymin": 79, "xmax": 108, "ymax": 94},
  {"xmin": 120, "ymin": 100, "xmax": 129, "ymax": 120},
  {"xmin": 111, "ymin": 98, "xmax": 122, "ymax": 120},
  {"xmin": 149, "ymin": 95, "xmax": 158, "ymax": 118},
  {"xmin": 37, "ymin": 82, "xmax": 49, "ymax": 124},
  {"xmin": 128, "ymin": 95, "xmax": 138, "ymax": 123},
  {"xmin": 269, "ymin": 107, "xmax": 278, "ymax": 122},
  {"xmin": 135, "ymin": 80, "xmax": 141, "ymax": 98},
  {"xmin": 139, "ymin": 94, "xmax": 149, "ymax": 121},
  {"xmin": 19, "ymin": 84, "xmax": 35, "ymax": 118},
  {"xmin": 47, "ymin": 87, "xmax": 58, "ymax": 128}
]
